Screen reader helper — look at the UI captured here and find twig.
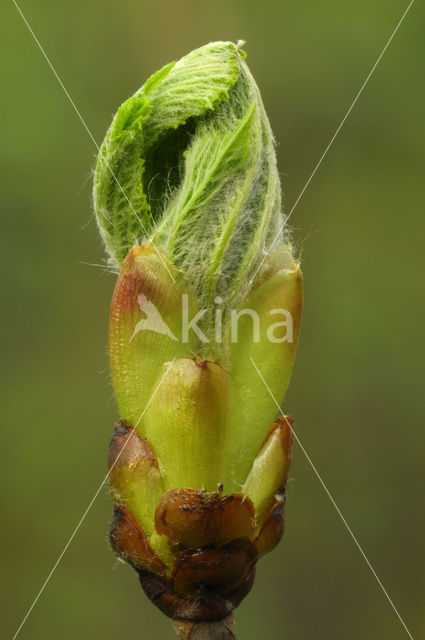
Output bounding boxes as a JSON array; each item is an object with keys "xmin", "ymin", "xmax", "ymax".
[{"xmin": 172, "ymin": 614, "xmax": 237, "ymax": 640}]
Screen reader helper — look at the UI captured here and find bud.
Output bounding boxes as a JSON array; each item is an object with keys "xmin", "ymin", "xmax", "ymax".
[
  {"xmin": 94, "ymin": 41, "xmax": 303, "ymax": 629},
  {"xmin": 93, "ymin": 40, "xmax": 286, "ymax": 309}
]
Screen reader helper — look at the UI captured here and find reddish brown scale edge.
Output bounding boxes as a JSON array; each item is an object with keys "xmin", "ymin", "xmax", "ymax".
[
  {"xmin": 139, "ymin": 561, "xmax": 256, "ymax": 622},
  {"xmin": 254, "ymin": 490, "xmax": 286, "ymax": 557},
  {"xmin": 110, "ymin": 245, "xmax": 179, "ymax": 318},
  {"xmin": 108, "ymin": 420, "xmax": 159, "ymax": 473},
  {"xmin": 110, "ymin": 505, "xmax": 168, "ymax": 578},
  {"xmin": 155, "ymin": 489, "xmax": 256, "ymax": 548},
  {"xmin": 171, "ymin": 538, "xmax": 257, "ymax": 597},
  {"xmin": 266, "ymin": 414, "xmax": 294, "ymax": 470}
]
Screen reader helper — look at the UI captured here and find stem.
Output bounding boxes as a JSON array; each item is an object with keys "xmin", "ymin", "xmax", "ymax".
[{"xmin": 172, "ymin": 614, "xmax": 237, "ymax": 640}]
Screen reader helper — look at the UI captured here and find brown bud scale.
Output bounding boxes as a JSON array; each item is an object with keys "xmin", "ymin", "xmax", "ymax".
[{"xmin": 108, "ymin": 418, "xmax": 291, "ymax": 621}]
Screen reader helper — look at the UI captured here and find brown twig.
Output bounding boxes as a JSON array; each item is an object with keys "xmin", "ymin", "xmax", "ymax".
[{"xmin": 172, "ymin": 614, "xmax": 237, "ymax": 640}]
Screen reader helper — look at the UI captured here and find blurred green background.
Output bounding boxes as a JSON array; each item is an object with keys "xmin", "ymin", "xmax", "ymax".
[{"xmin": 1, "ymin": 1, "xmax": 423, "ymax": 638}]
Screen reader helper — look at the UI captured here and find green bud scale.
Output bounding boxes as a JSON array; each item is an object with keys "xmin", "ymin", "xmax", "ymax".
[{"xmin": 94, "ymin": 41, "xmax": 303, "ymax": 629}]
